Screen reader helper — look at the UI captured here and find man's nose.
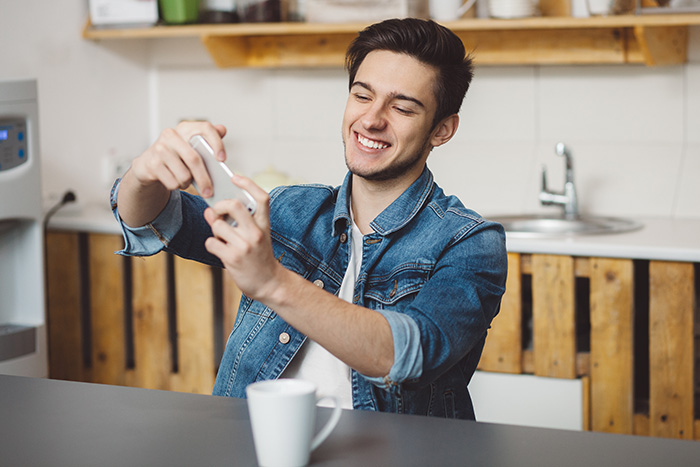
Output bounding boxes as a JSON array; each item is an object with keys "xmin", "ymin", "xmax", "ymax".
[{"xmin": 361, "ymin": 102, "xmax": 387, "ymax": 131}]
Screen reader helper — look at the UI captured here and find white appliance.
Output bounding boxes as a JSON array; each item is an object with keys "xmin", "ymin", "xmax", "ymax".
[
  {"xmin": 89, "ymin": 0, "xmax": 159, "ymax": 27},
  {"xmin": 0, "ymin": 79, "xmax": 47, "ymax": 378}
]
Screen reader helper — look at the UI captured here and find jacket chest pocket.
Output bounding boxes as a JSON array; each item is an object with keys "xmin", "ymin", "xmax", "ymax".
[
  {"xmin": 273, "ymin": 243, "xmax": 313, "ymax": 277},
  {"xmin": 363, "ymin": 265, "xmax": 431, "ymax": 311}
]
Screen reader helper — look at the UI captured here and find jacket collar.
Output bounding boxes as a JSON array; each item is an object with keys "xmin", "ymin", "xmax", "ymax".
[{"xmin": 332, "ymin": 165, "xmax": 434, "ymax": 237}]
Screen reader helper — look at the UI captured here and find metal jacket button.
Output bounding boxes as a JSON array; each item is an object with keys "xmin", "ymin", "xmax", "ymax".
[
  {"xmin": 313, "ymin": 279, "xmax": 324, "ymax": 288},
  {"xmin": 339, "ymin": 233, "xmax": 348, "ymax": 243},
  {"xmin": 279, "ymin": 332, "xmax": 290, "ymax": 344}
]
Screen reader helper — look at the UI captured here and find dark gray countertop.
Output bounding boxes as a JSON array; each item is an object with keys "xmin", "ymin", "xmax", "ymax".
[{"xmin": 2, "ymin": 375, "xmax": 700, "ymax": 466}]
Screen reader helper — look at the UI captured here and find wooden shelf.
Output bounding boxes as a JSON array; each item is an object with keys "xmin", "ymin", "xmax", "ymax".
[{"xmin": 83, "ymin": 14, "xmax": 700, "ymax": 67}]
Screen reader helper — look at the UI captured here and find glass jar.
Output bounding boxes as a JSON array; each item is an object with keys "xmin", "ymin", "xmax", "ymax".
[{"xmin": 237, "ymin": 0, "xmax": 281, "ymax": 22}]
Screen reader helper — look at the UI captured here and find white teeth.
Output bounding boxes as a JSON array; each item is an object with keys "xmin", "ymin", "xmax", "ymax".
[{"xmin": 358, "ymin": 134, "xmax": 388, "ymax": 150}]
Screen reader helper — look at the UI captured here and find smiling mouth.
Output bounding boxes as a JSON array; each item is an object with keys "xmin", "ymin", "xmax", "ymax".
[{"xmin": 356, "ymin": 132, "xmax": 390, "ymax": 150}]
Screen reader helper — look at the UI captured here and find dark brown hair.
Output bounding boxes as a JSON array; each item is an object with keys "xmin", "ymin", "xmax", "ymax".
[{"xmin": 345, "ymin": 18, "xmax": 474, "ymax": 130}]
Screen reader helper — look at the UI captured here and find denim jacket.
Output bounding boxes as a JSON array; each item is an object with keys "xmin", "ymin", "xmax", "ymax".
[{"xmin": 111, "ymin": 166, "xmax": 507, "ymax": 420}]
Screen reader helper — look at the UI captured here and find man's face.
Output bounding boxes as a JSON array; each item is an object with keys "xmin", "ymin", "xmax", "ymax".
[{"xmin": 342, "ymin": 50, "xmax": 439, "ymax": 184}]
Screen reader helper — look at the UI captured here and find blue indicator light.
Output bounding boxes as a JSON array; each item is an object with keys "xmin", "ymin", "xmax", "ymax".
[
  {"xmin": 18, "ymin": 132, "xmax": 24, "ymax": 141},
  {"xmin": 18, "ymin": 149, "xmax": 25, "ymax": 158},
  {"xmin": 0, "ymin": 130, "xmax": 7, "ymax": 141}
]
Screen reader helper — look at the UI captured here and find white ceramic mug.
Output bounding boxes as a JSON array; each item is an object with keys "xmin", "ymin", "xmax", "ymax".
[
  {"xmin": 246, "ymin": 379, "xmax": 342, "ymax": 467},
  {"xmin": 429, "ymin": 0, "xmax": 478, "ymax": 21}
]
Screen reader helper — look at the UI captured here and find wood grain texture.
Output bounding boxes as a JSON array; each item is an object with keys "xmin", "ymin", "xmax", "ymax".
[
  {"xmin": 649, "ymin": 261, "xmax": 694, "ymax": 439},
  {"xmin": 589, "ymin": 258, "xmax": 634, "ymax": 434},
  {"xmin": 88, "ymin": 234, "xmax": 125, "ymax": 386},
  {"xmin": 532, "ymin": 254, "xmax": 576, "ymax": 379},
  {"xmin": 131, "ymin": 254, "xmax": 172, "ymax": 390},
  {"xmin": 633, "ymin": 25, "xmax": 688, "ymax": 66},
  {"xmin": 171, "ymin": 257, "xmax": 215, "ymax": 394},
  {"xmin": 45, "ymin": 231, "xmax": 84, "ymax": 381}
]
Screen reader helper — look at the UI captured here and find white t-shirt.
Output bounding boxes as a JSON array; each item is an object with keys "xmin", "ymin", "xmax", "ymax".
[{"xmin": 280, "ymin": 221, "xmax": 364, "ymax": 409}]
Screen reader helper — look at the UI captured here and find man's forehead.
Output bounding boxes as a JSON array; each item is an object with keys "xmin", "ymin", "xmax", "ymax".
[
  {"xmin": 353, "ymin": 51, "xmax": 438, "ymax": 104},
  {"xmin": 356, "ymin": 50, "xmax": 436, "ymax": 75}
]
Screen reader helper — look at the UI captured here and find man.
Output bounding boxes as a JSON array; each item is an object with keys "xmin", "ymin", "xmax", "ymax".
[{"xmin": 112, "ymin": 18, "xmax": 507, "ymax": 420}]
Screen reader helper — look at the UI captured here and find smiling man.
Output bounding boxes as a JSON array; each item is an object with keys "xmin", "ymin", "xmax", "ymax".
[{"xmin": 112, "ymin": 18, "xmax": 507, "ymax": 420}]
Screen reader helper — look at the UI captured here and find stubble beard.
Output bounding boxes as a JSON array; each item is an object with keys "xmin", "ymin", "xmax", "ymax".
[{"xmin": 342, "ymin": 132, "xmax": 433, "ymax": 182}]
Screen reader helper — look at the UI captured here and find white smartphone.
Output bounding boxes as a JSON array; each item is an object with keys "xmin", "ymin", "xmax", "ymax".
[{"xmin": 189, "ymin": 134, "xmax": 256, "ymax": 226}]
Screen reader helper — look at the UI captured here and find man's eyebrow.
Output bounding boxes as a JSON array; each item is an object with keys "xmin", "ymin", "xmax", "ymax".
[{"xmin": 351, "ymin": 81, "xmax": 425, "ymax": 108}]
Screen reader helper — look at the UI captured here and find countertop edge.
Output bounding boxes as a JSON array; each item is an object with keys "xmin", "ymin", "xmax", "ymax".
[{"xmin": 47, "ymin": 207, "xmax": 700, "ymax": 263}]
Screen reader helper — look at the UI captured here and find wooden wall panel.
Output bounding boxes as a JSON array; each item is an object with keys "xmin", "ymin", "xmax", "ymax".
[
  {"xmin": 88, "ymin": 234, "xmax": 126, "ymax": 386},
  {"xmin": 131, "ymin": 254, "xmax": 172, "ymax": 391},
  {"xmin": 171, "ymin": 256, "xmax": 215, "ymax": 394},
  {"xmin": 479, "ymin": 252, "xmax": 522, "ymax": 373},
  {"xmin": 590, "ymin": 258, "xmax": 635, "ymax": 434},
  {"xmin": 649, "ymin": 261, "xmax": 695, "ymax": 439},
  {"xmin": 45, "ymin": 231, "xmax": 84, "ymax": 382},
  {"xmin": 532, "ymin": 254, "xmax": 577, "ymax": 379}
]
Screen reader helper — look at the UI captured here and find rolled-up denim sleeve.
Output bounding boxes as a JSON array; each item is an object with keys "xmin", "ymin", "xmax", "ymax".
[
  {"xmin": 110, "ymin": 178, "xmax": 183, "ymax": 257},
  {"xmin": 362, "ymin": 220, "xmax": 507, "ymax": 391},
  {"xmin": 363, "ymin": 309, "xmax": 423, "ymax": 388}
]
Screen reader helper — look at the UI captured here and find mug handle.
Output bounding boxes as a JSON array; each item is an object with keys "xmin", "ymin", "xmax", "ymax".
[{"xmin": 310, "ymin": 396, "xmax": 342, "ymax": 451}]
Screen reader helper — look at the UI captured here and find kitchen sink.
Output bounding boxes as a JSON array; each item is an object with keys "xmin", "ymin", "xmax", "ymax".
[
  {"xmin": 492, "ymin": 143, "xmax": 645, "ymax": 238},
  {"xmin": 490, "ymin": 214, "xmax": 643, "ymax": 238}
]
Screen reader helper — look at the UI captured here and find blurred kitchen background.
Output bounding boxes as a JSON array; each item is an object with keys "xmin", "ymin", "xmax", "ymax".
[
  {"xmin": 1, "ymin": 0, "xmax": 700, "ymax": 438},
  {"xmin": 0, "ymin": 0, "xmax": 698, "ymax": 220}
]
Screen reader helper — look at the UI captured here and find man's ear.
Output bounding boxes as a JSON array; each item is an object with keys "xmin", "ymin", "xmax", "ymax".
[{"xmin": 430, "ymin": 114, "xmax": 459, "ymax": 148}]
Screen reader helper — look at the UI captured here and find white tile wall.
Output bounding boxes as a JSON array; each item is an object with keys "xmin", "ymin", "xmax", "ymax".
[
  {"xmin": 687, "ymin": 64, "xmax": 700, "ymax": 144},
  {"xmin": 157, "ymin": 66, "xmax": 276, "ymax": 175},
  {"xmin": 687, "ymin": 26, "xmax": 700, "ymax": 63},
  {"xmin": 157, "ymin": 66, "xmax": 350, "ymax": 184},
  {"xmin": 3, "ymin": 3, "xmax": 698, "ymax": 218},
  {"xmin": 0, "ymin": 0, "xmax": 152, "ymax": 206},
  {"xmin": 455, "ymin": 66, "xmax": 538, "ymax": 144},
  {"xmin": 270, "ymin": 140, "xmax": 348, "ymax": 186},
  {"xmin": 538, "ymin": 65, "xmax": 685, "ymax": 144},
  {"xmin": 675, "ymin": 144, "xmax": 700, "ymax": 218},
  {"xmin": 151, "ymin": 31, "xmax": 700, "ymax": 220},
  {"xmin": 271, "ymin": 68, "xmax": 348, "ymax": 143},
  {"xmin": 428, "ymin": 141, "xmax": 538, "ymax": 216}
]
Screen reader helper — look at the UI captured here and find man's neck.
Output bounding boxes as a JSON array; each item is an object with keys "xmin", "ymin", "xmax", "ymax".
[{"xmin": 349, "ymin": 174, "xmax": 418, "ymax": 235}]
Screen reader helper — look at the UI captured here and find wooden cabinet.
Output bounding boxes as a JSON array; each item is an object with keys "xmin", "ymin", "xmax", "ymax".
[
  {"xmin": 45, "ymin": 231, "xmax": 241, "ymax": 395},
  {"xmin": 82, "ymin": 15, "xmax": 700, "ymax": 67},
  {"xmin": 45, "ymin": 230, "xmax": 699, "ymax": 439},
  {"xmin": 478, "ymin": 253, "xmax": 699, "ymax": 440}
]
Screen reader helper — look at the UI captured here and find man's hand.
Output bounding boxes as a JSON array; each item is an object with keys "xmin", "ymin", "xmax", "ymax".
[
  {"xmin": 117, "ymin": 121, "xmax": 227, "ymax": 228},
  {"xmin": 203, "ymin": 175, "xmax": 285, "ymax": 303}
]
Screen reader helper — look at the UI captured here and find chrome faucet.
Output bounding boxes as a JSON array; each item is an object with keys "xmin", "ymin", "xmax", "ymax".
[{"xmin": 539, "ymin": 142, "xmax": 579, "ymax": 220}]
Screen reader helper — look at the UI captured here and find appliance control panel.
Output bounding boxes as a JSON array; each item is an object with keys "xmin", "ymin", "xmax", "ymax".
[{"xmin": 0, "ymin": 119, "xmax": 28, "ymax": 172}]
